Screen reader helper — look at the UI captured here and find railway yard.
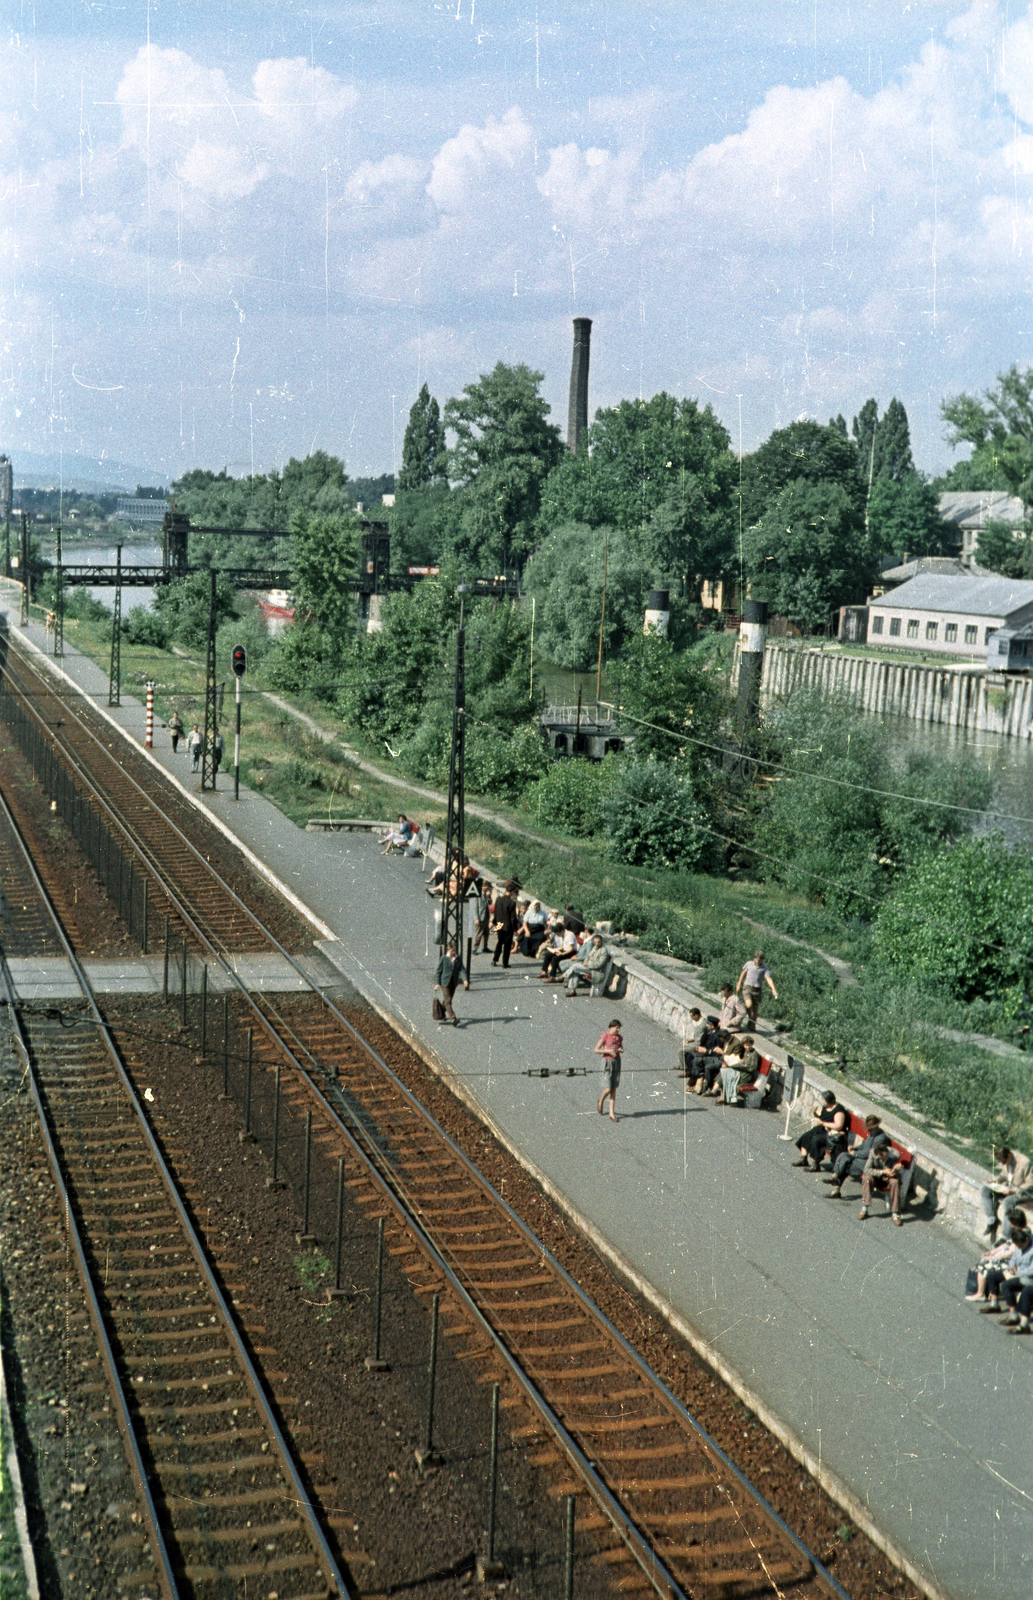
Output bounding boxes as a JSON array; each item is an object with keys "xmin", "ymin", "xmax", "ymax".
[{"xmin": 0, "ymin": 613, "xmax": 986, "ymax": 1600}]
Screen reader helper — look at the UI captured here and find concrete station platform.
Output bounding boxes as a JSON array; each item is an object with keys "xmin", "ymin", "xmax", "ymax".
[{"xmin": 3, "ymin": 592, "xmax": 1031, "ymax": 1600}]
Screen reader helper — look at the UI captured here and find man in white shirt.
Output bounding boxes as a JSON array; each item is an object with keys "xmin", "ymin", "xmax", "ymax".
[{"xmin": 736, "ymin": 951, "xmax": 778, "ymax": 1024}]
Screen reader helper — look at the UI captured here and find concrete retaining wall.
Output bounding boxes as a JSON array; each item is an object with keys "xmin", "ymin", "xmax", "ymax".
[{"xmin": 736, "ymin": 641, "xmax": 1033, "ymax": 737}]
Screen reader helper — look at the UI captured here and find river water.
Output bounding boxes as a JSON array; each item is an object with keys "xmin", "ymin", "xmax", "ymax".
[{"xmin": 879, "ymin": 715, "xmax": 1033, "ymax": 847}]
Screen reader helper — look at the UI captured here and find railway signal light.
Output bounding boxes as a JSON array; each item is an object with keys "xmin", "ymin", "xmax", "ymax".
[{"xmin": 231, "ymin": 643, "xmax": 247, "ymax": 678}]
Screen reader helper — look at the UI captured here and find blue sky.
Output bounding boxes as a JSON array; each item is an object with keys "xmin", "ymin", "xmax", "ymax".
[{"xmin": 3, "ymin": 1, "xmax": 1033, "ymax": 484}]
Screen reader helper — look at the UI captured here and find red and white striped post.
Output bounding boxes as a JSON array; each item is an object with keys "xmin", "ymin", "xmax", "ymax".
[{"xmin": 145, "ymin": 682, "xmax": 154, "ymax": 748}]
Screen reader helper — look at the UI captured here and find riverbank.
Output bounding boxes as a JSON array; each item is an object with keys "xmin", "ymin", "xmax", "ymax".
[{"xmin": 748, "ymin": 638, "xmax": 1033, "ymax": 737}]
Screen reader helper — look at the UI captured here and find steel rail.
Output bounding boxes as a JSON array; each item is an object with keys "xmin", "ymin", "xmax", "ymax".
[
  {"xmin": 0, "ymin": 780, "xmax": 355, "ymax": 1599},
  {"xmin": 3, "ymin": 631, "xmax": 850, "ymax": 1600},
  {"xmin": 0, "ymin": 812, "xmax": 180, "ymax": 1599},
  {"xmin": 0, "ymin": 645, "xmax": 294, "ymax": 958}
]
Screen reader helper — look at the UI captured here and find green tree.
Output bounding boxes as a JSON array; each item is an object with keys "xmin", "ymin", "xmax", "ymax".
[
  {"xmin": 153, "ymin": 570, "xmax": 238, "ymax": 651},
  {"xmin": 941, "ymin": 364, "xmax": 1033, "ymax": 513},
  {"xmin": 289, "ymin": 511, "xmax": 359, "ymax": 639},
  {"xmin": 750, "ymin": 694, "xmax": 992, "ymax": 915},
  {"xmin": 537, "ymin": 393, "xmax": 737, "ymax": 590},
  {"xmin": 852, "ymin": 398, "xmax": 915, "ymax": 488},
  {"xmin": 874, "ymin": 835, "xmax": 1033, "ymax": 1004},
  {"xmin": 604, "ymin": 761, "xmax": 712, "ymax": 872},
  {"xmin": 867, "ymin": 472, "xmax": 946, "ymax": 561},
  {"xmin": 444, "ymin": 363, "xmax": 564, "ymax": 573},
  {"xmin": 266, "ymin": 511, "xmax": 360, "ymax": 695},
  {"xmin": 617, "ymin": 631, "xmax": 729, "ymax": 771},
  {"xmin": 740, "ymin": 419, "xmax": 866, "ymax": 526},
  {"xmin": 521, "ymin": 524, "xmax": 654, "ymax": 669},
  {"xmin": 398, "ymin": 384, "xmax": 446, "ymax": 492},
  {"xmin": 743, "ymin": 478, "xmax": 873, "ymax": 631},
  {"xmin": 974, "ymin": 519, "xmax": 1033, "ymax": 578},
  {"xmin": 389, "ymin": 485, "xmax": 457, "ymax": 571}
]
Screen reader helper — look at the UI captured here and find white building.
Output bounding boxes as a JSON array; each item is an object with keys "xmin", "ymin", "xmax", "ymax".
[{"xmin": 867, "ymin": 573, "xmax": 1033, "ymax": 658}]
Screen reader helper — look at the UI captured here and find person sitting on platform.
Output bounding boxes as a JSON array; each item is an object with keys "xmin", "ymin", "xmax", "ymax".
[
  {"xmin": 381, "ymin": 813, "xmax": 417, "ymax": 853},
  {"xmin": 793, "ymin": 1091, "xmax": 850, "ymax": 1172},
  {"xmin": 980, "ymin": 1145, "xmax": 1033, "ymax": 1242},
  {"xmin": 564, "ymin": 934, "xmax": 612, "ymax": 998},
  {"xmin": 539, "ymin": 923, "xmax": 578, "ymax": 982},
  {"xmin": 678, "ymin": 1009, "xmax": 707, "ymax": 1075},
  {"xmin": 966, "ymin": 1217, "xmax": 1027, "ymax": 1305},
  {"xmin": 974, "ymin": 1225, "xmax": 1033, "ymax": 1331},
  {"xmin": 858, "ymin": 1135, "xmax": 905, "ymax": 1225},
  {"xmin": 689, "ymin": 1025, "xmax": 729, "ymax": 1096},
  {"xmin": 825, "ymin": 1115, "xmax": 884, "ymax": 1198},
  {"xmin": 516, "ymin": 900, "xmax": 548, "ymax": 958},
  {"xmin": 718, "ymin": 983, "xmax": 748, "ymax": 1034}
]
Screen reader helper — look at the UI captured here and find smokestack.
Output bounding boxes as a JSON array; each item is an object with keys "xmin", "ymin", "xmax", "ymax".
[
  {"xmin": 644, "ymin": 589, "xmax": 670, "ymax": 637},
  {"xmin": 567, "ymin": 318, "xmax": 592, "ymax": 452}
]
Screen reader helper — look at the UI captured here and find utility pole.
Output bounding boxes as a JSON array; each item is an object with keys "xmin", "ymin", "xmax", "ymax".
[
  {"xmin": 108, "ymin": 544, "xmax": 123, "ymax": 704},
  {"xmin": 201, "ymin": 569, "xmax": 219, "ymax": 791},
  {"xmin": 54, "ymin": 519, "xmax": 64, "ymax": 657},
  {"xmin": 439, "ymin": 588, "xmax": 470, "ymax": 977},
  {"xmin": 19, "ymin": 513, "xmax": 29, "ymax": 625}
]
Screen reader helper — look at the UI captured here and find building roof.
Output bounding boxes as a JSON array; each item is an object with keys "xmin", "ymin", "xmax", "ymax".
[
  {"xmin": 879, "ymin": 556, "xmax": 967, "ymax": 583},
  {"xmin": 937, "ymin": 490, "xmax": 1025, "ymax": 529},
  {"xmin": 873, "ymin": 573, "xmax": 1033, "ymax": 618}
]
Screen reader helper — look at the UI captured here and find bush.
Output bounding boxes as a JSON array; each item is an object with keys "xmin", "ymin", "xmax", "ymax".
[
  {"xmin": 123, "ymin": 606, "xmax": 172, "ymax": 647},
  {"xmin": 589, "ymin": 897, "xmax": 650, "ymax": 935},
  {"xmin": 873, "ymin": 834, "xmax": 1033, "ymax": 1005},
  {"xmin": 522, "ymin": 755, "xmax": 622, "ymax": 837},
  {"xmin": 604, "ymin": 760, "xmax": 712, "ymax": 871}
]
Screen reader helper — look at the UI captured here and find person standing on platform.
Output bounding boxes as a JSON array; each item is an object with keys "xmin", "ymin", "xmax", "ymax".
[
  {"xmin": 490, "ymin": 879, "xmax": 519, "ymax": 969},
  {"xmin": 212, "ymin": 727, "xmax": 225, "ymax": 779},
  {"xmin": 433, "ymin": 942, "xmax": 465, "ymax": 1025},
  {"xmin": 595, "ymin": 1019, "xmax": 624, "ymax": 1122},
  {"xmin": 169, "ymin": 709, "xmax": 184, "ymax": 753},
  {"xmin": 188, "ymin": 724, "xmax": 202, "ymax": 772}
]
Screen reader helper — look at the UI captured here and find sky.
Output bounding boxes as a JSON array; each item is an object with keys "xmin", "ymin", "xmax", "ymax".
[{"xmin": 3, "ymin": 0, "xmax": 1033, "ymax": 486}]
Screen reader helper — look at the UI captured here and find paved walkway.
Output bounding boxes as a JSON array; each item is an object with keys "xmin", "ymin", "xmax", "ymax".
[{"xmin": 6, "ymin": 597, "xmax": 1031, "ymax": 1600}]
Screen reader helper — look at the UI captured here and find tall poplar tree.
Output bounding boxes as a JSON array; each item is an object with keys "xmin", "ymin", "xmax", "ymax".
[{"xmin": 398, "ymin": 384, "xmax": 446, "ymax": 492}]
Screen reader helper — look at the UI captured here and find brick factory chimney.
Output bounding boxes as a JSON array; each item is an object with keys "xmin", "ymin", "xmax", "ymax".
[{"xmin": 566, "ymin": 318, "xmax": 592, "ymax": 452}]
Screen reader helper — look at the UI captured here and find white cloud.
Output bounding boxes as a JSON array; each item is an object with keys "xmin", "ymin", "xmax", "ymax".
[{"xmin": 427, "ymin": 107, "xmax": 535, "ymax": 214}]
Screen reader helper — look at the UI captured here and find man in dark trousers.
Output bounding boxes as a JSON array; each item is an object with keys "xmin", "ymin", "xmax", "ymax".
[
  {"xmin": 490, "ymin": 880, "xmax": 519, "ymax": 969},
  {"xmin": 433, "ymin": 942, "xmax": 465, "ymax": 1025}
]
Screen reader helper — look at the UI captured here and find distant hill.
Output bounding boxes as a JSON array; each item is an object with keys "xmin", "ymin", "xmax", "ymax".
[{"xmin": 8, "ymin": 453, "xmax": 170, "ymax": 493}]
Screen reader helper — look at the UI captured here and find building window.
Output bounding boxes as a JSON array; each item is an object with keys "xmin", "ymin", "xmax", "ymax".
[
  {"xmin": 889, "ymin": 617, "xmax": 901, "ymax": 637},
  {"xmin": 925, "ymin": 621, "xmax": 938, "ymax": 640},
  {"xmin": 985, "ymin": 627, "xmax": 996, "ymax": 646},
  {"xmin": 871, "ymin": 614, "xmax": 884, "ymax": 635},
  {"xmin": 965, "ymin": 625, "xmax": 977, "ymax": 645},
  {"xmin": 906, "ymin": 619, "xmax": 919, "ymax": 639},
  {"xmin": 945, "ymin": 622, "xmax": 957, "ymax": 642}
]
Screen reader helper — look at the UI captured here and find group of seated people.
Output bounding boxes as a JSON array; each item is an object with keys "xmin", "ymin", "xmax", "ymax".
[
  {"xmin": 380, "ymin": 814, "xmax": 426, "ymax": 856},
  {"xmin": 966, "ymin": 1208, "xmax": 1033, "ymax": 1333},
  {"xmin": 677, "ymin": 990, "xmax": 768, "ymax": 1107},
  {"xmin": 792, "ymin": 1094, "xmax": 905, "ymax": 1223}
]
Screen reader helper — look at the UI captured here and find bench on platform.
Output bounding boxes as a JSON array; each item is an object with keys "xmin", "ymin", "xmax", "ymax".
[
  {"xmin": 305, "ymin": 817, "xmax": 391, "ymax": 833},
  {"xmin": 738, "ymin": 1055, "xmax": 779, "ymax": 1110}
]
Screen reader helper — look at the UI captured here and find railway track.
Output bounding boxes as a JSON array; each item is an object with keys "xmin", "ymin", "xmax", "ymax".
[
  {"xmin": 0, "ymin": 784, "xmax": 353, "ymax": 1599},
  {"xmin": 0, "ymin": 627, "xmax": 853, "ymax": 1600}
]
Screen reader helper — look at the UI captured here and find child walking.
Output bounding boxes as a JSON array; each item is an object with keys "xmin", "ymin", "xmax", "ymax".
[{"xmin": 594, "ymin": 1019, "xmax": 623, "ymax": 1123}]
